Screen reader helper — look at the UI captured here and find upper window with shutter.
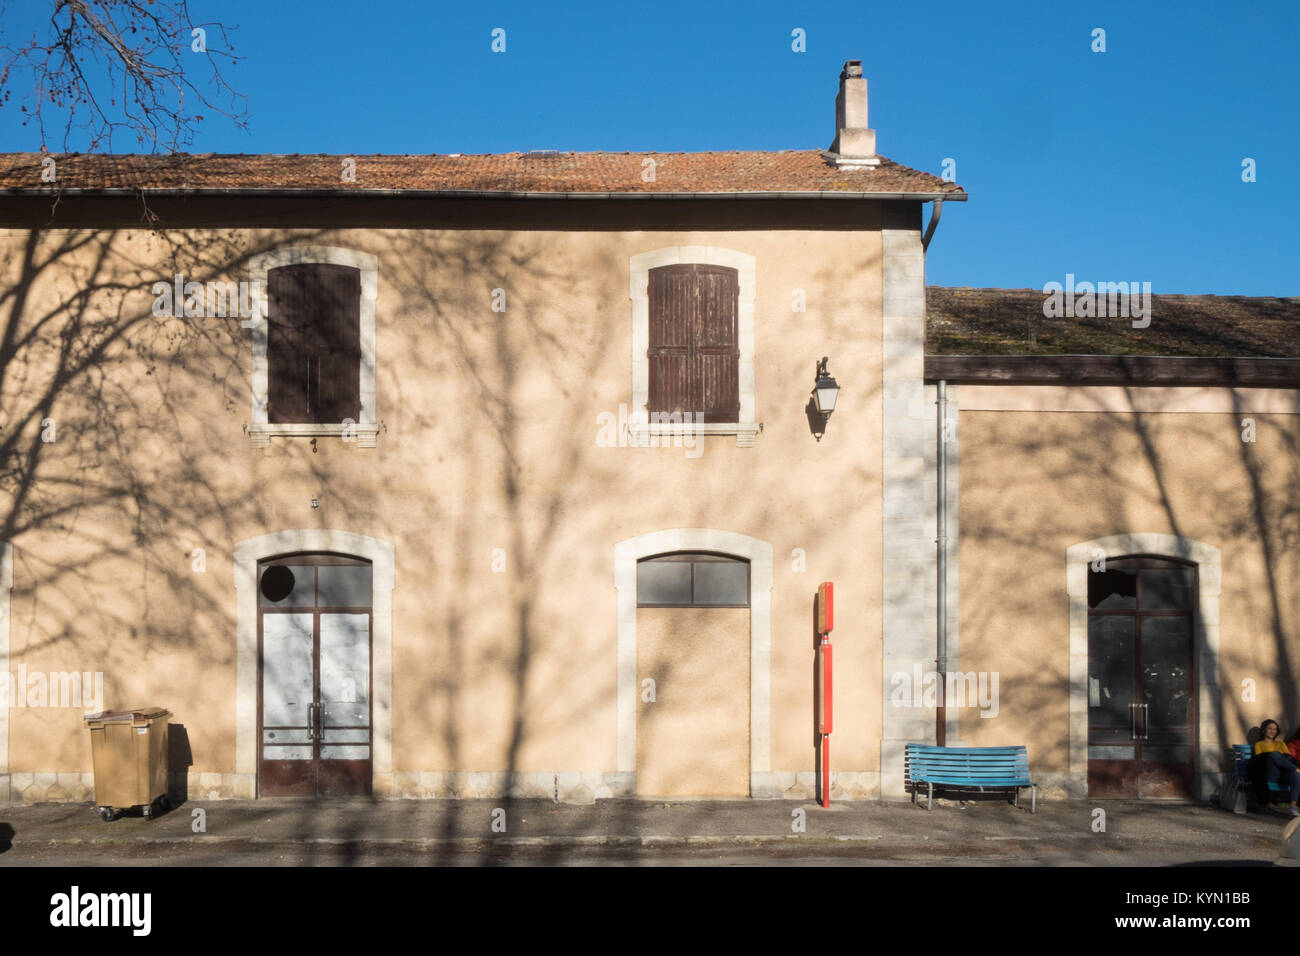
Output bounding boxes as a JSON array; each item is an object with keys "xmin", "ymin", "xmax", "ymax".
[
  {"xmin": 648, "ymin": 264, "xmax": 740, "ymax": 423},
  {"xmin": 267, "ymin": 263, "xmax": 362, "ymax": 424},
  {"xmin": 629, "ymin": 248, "xmax": 758, "ymax": 447},
  {"xmin": 245, "ymin": 247, "xmax": 379, "ymax": 448}
]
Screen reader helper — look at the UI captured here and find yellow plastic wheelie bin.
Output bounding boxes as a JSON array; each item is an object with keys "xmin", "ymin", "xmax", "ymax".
[{"xmin": 84, "ymin": 708, "xmax": 171, "ymax": 821}]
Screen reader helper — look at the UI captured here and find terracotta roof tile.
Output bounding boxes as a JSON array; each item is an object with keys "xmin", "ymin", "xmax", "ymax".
[{"xmin": 0, "ymin": 150, "xmax": 964, "ymax": 197}]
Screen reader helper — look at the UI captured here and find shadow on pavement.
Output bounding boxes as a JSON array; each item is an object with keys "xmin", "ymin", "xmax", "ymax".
[{"xmin": 1171, "ymin": 860, "xmax": 1273, "ymax": 867}]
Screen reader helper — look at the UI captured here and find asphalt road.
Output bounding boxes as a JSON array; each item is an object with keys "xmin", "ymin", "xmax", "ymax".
[{"xmin": 0, "ymin": 795, "xmax": 1290, "ymax": 866}]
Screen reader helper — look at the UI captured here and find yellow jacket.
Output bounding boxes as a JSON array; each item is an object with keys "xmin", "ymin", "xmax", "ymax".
[{"xmin": 1254, "ymin": 738, "xmax": 1289, "ymax": 756}]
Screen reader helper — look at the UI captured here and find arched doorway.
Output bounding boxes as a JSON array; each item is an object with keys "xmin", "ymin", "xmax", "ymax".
[
  {"xmin": 635, "ymin": 552, "xmax": 750, "ymax": 797},
  {"xmin": 258, "ymin": 553, "xmax": 373, "ymax": 796},
  {"xmin": 613, "ymin": 529, "xmax": 774, "ymax": 797},
  {"xmin": 1067, "ymin": 533, "xmax": 1222, "ymax": 799},
  {"xmin": 235, "ymin": 529, "xmax": 395, "ymax": 799},
  {"xmin": 1086, "ymin": 555, "xmax": 1197, "ymax": 797}
]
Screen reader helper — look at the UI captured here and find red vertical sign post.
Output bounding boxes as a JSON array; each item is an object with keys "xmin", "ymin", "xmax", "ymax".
[{"xmin": 816, "ymin": 582, "xmax": 834, "ymax": 808}]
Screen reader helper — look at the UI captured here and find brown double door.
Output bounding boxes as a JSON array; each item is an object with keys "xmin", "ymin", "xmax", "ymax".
[
  {"xmin": 1087, "ymin": 558, "xmax": 1197, "ymax": 798},
  {"xmin": 258, "ymin": 557, "xmax": 373, "ymax": 797}
]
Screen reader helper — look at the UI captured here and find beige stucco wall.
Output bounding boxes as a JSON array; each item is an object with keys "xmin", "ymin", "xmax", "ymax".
[
  {"xmin": 0, "ymin": 218, "xmax": 886, "ymax": 802},
  {"xmin": 955, "ymin": 403, "xmax": 1300, "ymax": 794},
  {"xmin": 637, "ymin": 607, "xmax": 749, "ymax": 797}
]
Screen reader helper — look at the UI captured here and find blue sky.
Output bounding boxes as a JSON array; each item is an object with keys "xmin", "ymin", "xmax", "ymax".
[{"xmin": 2, "ymin": 0, "xmax": 1296, "ymax": 295}]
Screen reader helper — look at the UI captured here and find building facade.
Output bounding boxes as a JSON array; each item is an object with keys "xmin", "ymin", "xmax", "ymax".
[{"xmin": 0, "ymin": 63, "xmax": 1294, "ymax": 806}]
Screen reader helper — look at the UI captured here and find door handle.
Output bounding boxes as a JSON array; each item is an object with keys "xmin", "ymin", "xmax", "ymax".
[
  {"xmin": 1130, "ymin": 702, "xmax": 1139, "ymax": 740},
  {"xmin": 307, "ymin": 702, "xmax": 316, "ymax": 740},
  {"xmin": 1140, "ymin": 703, "xmax": 1149, "ymax": 740}
]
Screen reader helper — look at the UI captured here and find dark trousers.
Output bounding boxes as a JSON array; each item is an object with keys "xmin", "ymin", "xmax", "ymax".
[{"xmin": 1249, "ymin": 751, "xmax": 1300, "ymax": 803}]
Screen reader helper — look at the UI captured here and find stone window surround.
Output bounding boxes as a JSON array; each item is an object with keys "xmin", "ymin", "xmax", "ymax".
[
  {"xmin": 627, "ymin": 247, "xmax": 759, "ymax": 447},
  {"xmin": 234, "ymin": 529, "xmax": 396, "ymax": 797},
  {"xmin": 613, "ymin": 528, "xmax": 773, "ymax": 794},
  {"xmin": 1066, "ymin": 533, "xmax": 1222, "ymax": 800},
  {"xmin": 246, "ymin": 246, "xmax": 379, "ymax": 448}
]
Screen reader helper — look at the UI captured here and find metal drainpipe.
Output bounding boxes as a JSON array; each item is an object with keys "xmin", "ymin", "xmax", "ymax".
[{"xmin": 936, "ymin": 380, "xmax": 948, "ymax": 747}]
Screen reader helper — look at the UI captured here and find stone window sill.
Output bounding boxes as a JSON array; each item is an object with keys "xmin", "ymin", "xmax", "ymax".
[
  {"xmin": 627, "ymin": 422, "xmax": 760, "ymax": 448},
  {"xmin": 245, "ymin": 423, "xmax": 379, "ymax": 448}
]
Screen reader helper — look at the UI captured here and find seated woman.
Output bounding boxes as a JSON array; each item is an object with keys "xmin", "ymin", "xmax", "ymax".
[{"xmin": 1249, "ymin": 719, "xmax": 1300, "ymax": 816}]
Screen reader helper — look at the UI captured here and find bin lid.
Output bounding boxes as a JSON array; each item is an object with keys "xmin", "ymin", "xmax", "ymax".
[{"xmin": 84, "ymin": 707, "xmax": 171, "ymax": 723}]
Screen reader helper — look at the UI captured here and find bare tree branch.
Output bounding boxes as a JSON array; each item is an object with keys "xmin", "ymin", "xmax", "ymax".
[{"xmin": 0, "ymin": 0, "xmax": 248, "ymax": 152}]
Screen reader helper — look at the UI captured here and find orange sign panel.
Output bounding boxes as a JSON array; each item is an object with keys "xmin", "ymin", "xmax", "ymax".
[{"xmin": 817, "ymin": 581, "xmax": 834, "ymax": 634}]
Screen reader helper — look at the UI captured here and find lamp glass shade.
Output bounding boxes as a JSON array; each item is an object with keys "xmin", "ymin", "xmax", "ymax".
[{"xmin": 814, "ymin": 379, "xmax": 839, "ymax": 414}]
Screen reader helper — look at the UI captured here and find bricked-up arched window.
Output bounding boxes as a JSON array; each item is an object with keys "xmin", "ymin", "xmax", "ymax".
[
  {"xmin": 648, "ymin": 264, "xmax": 739, "ymax": 423},
  {"xmin": 268, "ymin": 264, "xmax": 362, "ymax": 424}
]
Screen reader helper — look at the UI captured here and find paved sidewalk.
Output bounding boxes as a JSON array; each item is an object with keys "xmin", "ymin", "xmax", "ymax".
[{"xmin": 0, "ymin": 796, "xmax": 1291, "ymax": 866}]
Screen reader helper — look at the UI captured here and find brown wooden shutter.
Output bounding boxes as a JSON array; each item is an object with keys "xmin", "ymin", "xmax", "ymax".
[
  {"xmin": 314, "ymin": 264, "xmax": 362, "ymax": 423},
  {"xmin": 648, "ymin": 265, "xmax": 693, "ymax": 416},
  {"xmin": 267, "ymin": 265, "xmax": 313, "ymax": 423},
  {"xmin": 694, "ymin": 265, "xmax": 739, "ymax": 422},
  {"xmin": 648, "ymin": 264, "xmax": 739, "ymax": 422},
  {"xmin": 267, "ymin": 264, "xmax": 361, "ymax": 424}
]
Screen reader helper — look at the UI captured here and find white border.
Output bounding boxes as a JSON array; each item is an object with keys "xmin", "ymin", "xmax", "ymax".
[
  {"xmin": 246, "ymin": 247, "xmax": 379, "ymax": 447},
  {"xmin": 613, "ymin": 529, "xmax": 774, "ymax": 792},
  {"xmin": 1066, "ymin": 533, "xmax": 1222, "ymax": 799},
  {"xmin": 627, "ymin": 247, "xmax": 758, "ymax": 447},
  {"xmin": 234, "ymin": 529, "xmax": 396, "ymax": 794}
]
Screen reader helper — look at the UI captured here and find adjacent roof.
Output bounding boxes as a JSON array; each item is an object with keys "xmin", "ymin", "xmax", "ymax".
[
  {"xmin": 0, "ymin": 150, "xmax": 965, "ymax": 199},
  {"xmin": 927, "ymin": 286, "xmax": 1300, "ymax": 358}
]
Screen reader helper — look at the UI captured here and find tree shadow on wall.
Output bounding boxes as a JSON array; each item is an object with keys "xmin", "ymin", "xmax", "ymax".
[{"xmin": 954, "ymin": 378, "xmax": 1298, "ymax": 788}]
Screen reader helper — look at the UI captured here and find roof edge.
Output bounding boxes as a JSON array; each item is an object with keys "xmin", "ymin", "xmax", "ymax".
[
  {"xmin": 925, "ymin": 354, "xmax": 1300, "ymax": 386},
  {"xmin": 0, "ymin": 186, "xmax": 967, "ymax": 201}
]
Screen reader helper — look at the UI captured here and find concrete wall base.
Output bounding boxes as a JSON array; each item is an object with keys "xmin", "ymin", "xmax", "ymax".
[
  {"xmin": 5, "ymin": 768, "xmax": 1214, "ymax": 805},
  {"xmin": 6, "ymin": 771, "xmax": 94, "ymax": 806},
  {"xmin": 751, "ymin": 771, "xmax": 880, "ymax": 800},
  {"xmin": 384, "ymin": 771, "xmax": 638, "ymax": 804},
  {"xmin": 1034, "ymin": 771, "xmax": 1086, "ymax": 801},
  {"xmin": 175, "ymin": 771, "xmax": 256, "ymax": 801}
]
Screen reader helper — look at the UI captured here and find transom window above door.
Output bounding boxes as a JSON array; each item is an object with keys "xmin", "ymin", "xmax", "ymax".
[
  {"xmin": 259, "ymin": 554, "xmax": 373, "ymax": 609},
  {"xmin": 637, "ymin": 552, "xmax": 750, "ymax": 607},
  {"xmin": 1087, "ymin": 557, "xmax": 1195, "ymax": 611}
]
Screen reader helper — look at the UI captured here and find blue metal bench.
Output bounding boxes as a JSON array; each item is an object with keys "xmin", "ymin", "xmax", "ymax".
[
  {"xmin": 905, "ymin": 744, "xmax": 1036, "ymax": 813},
  {"xmin": 1232, "ymin": 744, "xmax": 1296, "ymax": 800}
]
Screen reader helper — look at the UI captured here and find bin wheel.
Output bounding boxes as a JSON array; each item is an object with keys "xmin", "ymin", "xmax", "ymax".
[
  {"xmin": 97, "ymin": 807, "xmax": 116, "ymax": 822},
  {"xmin": 157, "ymin": 794, "xmax": 171, "ymax": 811},
  {"xmin": 142, "ymin": 804, "xmax": 153, "ymax": 820}
]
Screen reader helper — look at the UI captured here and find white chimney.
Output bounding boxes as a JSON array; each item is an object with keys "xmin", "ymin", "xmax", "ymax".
[{"xmin": 828, "ymin": 60, "xmax": 879, "ymax": 168}]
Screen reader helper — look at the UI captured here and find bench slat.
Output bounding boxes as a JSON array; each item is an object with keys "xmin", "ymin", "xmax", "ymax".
[
  {"xmin": 907, "ymin": 756, "xmax": 1026, "ymax": 762},
  {"xmin": 913, "ymin": 780, "xmax": 1030, "ymax": 786},
  {"xmin": 908, "ymin": 766, "xmax": 1025, "ymax": 770}
]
